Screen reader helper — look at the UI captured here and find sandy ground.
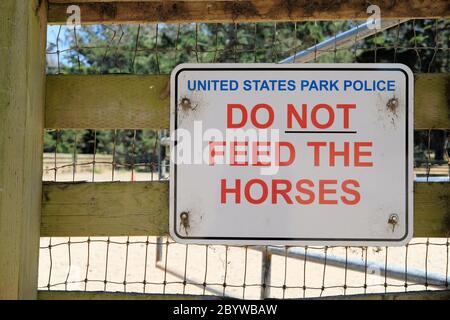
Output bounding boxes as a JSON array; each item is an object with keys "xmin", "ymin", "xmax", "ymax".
[
  {"xmin": 39, "ymin": 167, "xmax": 450, "ymax": 299},
  {"xmin": 38, "ymin": 237, "xmax": 449, "ymax": 299}
]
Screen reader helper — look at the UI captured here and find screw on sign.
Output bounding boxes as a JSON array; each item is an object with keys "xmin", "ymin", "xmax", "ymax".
[
  {"xmin": 179, "ymin": 211, "xmax": 190, "ymax": 235},
  {"xmin": 170, "ymin": 63, "xmax": 414, "ymax": 246},
  {"xmin": 180, "ymin": 97, "xmax": 192, "ymax": 111},
  {"xmin": 388, "ymin": 213, "xmax": 399, "ymax": 231}
]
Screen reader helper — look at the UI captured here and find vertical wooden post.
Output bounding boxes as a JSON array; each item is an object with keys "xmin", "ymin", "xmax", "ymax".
[{"xmin": 0, "ymin": 0, "xmax": 47, "ymax": 299}]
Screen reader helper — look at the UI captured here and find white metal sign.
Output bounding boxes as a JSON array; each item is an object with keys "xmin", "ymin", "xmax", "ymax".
[{"xmin": 170, "ymin": 63, "xmax": 413, "ymax": 246}]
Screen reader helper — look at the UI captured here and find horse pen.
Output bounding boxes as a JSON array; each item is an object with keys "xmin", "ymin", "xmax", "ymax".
[{"xmin": 1, "ymin": 0, "xmax": 450, "ymax": 302}]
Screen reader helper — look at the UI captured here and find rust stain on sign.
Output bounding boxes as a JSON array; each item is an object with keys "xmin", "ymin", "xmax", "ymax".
[
  {"xmin": 179, "ymin": 211, "xmax": 190, "ymax": 235},
  {"xmin": 386, "ymin": 97, "xmax": 399, "ymax": 114},
  {"xmin": 388, "ymin": 213, "xmax": 399, "ymax": 232},
  {"xmin": 180, "ymin": 97, "xmax": 193, "ymax": 111}
]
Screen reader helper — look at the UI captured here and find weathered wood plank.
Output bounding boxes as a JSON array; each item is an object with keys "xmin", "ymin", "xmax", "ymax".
[
  {"xmin": 45, "ymin": 74, "xmax": 450, "ymax": 129},
  {"xmin": 0, "ymin": 0, "xmax": 47, "ymax": 299},
  {"xmin": 41, "ymin": 181, "xmax": 169, "ymax": 237},
  {"xmin": 317, "ymin": 289, "xmax": 450, "ymax": 300},
  {"xmin": 414, "ymin": 74, "xmax": 450, "ymax": 129},
  {"xmin": 41, "ymin": 181, "xmax": 450, "ymax": 237},
  {"xmin": 47, "ymin": 0, "xmax": 450, "ymax": 24},
  {"xmin": 50, "ymin": 0, "xmax": 237, "ymax": 2},
  {"xmin": 45, "ymin": 75, "xmax": 170, "ymax": 129},
  {"xmin": 38, "ymin": 290, "xmax": 220, "ymax": 300},
  {"xmin": 414, "ymin": 182, "xmax": 450, "ymax": 237},
  {"xmin": 37, "ymin": 289, "xmax": 450, "ymax": 300}
]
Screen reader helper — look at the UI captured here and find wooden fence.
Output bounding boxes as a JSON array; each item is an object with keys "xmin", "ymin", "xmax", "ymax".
[{"xmin": 0, "ymin": 0, "xmax": 449, "ymax": 300}]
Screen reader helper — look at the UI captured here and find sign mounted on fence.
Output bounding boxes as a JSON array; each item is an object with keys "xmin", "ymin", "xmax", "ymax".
[{"xmin": 170, "ymin": 63, "xmax": 413, "ymax": 246}]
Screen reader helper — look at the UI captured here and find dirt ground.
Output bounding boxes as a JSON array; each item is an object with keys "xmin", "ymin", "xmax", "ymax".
[{"xmin": 38, "ymin": 237, "xmax": 449, "ymax": 299}]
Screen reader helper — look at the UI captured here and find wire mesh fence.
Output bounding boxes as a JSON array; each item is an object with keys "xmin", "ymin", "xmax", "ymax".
[
  {"xmin": 38, "ymin": 236, "xmax": 449, "ymax": 298},
  {"xmin": 39, "ymin": 19, "xmax": 450, "ymax": 299}
]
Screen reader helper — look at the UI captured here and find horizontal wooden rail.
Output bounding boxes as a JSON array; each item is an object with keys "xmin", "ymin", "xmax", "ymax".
[
  {"xmin": 415, "ymin": 74, "xmax": 450, "ymax": 129},
  {"xmin": 317, "ymin": 289, "xmax": 450, "ymax": 300},
  {"xmin": 38, "ymin": 290, "xmax": 220, "ymax": 300},
  {"xmin": 41, "ymin": 181, "xmax": 168, "ymax": 237},
  {"xmin": 37, "ymin": 289, "xmax": 450, "ymax": 300},
  {"xmin": 414, "ymin": 182, "xmax": 450, "ymax": 237},
  {"xmin": 46, "ymin": 73, "xmax": 450, "ymax": 129},
  {"xmin": 46, "ymin": 75, "xmax": 170, "ymax": 129},
  {"xmin": 48, "ymin": 1, "xmax": 450, "ymax": 24},
  {"xmin": 41, "ymin": 181, "xmax": 450, "ymax": 237}
]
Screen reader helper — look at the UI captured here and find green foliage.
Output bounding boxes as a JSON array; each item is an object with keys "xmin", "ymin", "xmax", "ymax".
[
  {"xmin": 45, "ymin": 129, "xmax": 158, "ymax": 169},
  {"xmin": 47, "ymin": 20, "xmax": 450, "ymax": 75},
  {"xmin": 356, "ymin": 20, "xmax": 449, "ymax": 72}
]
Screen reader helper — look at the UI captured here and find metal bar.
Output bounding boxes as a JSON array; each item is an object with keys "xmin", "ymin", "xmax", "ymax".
[
  {"xmin": 280, "ymin": 19, "xmax": 409, "ymax": 64},
  {"xmin": 265, "ymin": 246, "xmax": 449, "ymax": 287},
  {"xmin": 155, "ymin": 237, "xmax": 164, "ymax": 265},
  {"xmin": 260, "ymin": 248, "xmax": 272, "ymax": 299}
]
